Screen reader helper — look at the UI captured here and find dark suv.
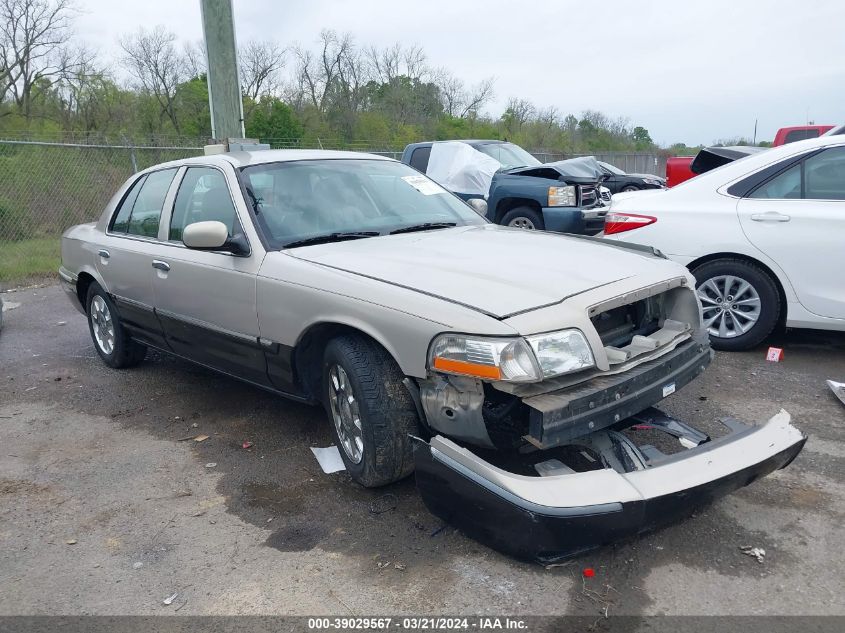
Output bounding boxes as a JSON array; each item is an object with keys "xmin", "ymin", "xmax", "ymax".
[{"xmin": 402, "ymin": 140, "xmax": 607, "ymax": 235}]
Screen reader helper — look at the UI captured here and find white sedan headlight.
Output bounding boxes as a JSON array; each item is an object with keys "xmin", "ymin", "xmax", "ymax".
[{"xmin": 429, "ymin": 329, "xmax": 594, "ymax": 383}]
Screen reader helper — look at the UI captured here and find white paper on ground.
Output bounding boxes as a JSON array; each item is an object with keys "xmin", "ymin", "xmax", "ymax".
[{"xmin": 310, "ymin": 446, "xmax": 346, "ymax": 473}]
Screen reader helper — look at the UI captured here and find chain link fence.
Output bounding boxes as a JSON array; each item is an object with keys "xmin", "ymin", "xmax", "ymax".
[
  {"xmin": 0, "ymin": 140, "xmax": 202, "ymax": 284},
  {"xmin": 0, "ymin": 137, "xmax": 664, "ymax": 286}
]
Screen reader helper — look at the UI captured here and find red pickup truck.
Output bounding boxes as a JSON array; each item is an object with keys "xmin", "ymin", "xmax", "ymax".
[{"xmin": 665, "ymin": 124, "xmax": 835, "ymax": 187}]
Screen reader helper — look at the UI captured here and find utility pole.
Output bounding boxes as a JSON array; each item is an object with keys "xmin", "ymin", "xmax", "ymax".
[{"xmin": 200, "ymin": 0, "xmax": 245, "ymax": 141}]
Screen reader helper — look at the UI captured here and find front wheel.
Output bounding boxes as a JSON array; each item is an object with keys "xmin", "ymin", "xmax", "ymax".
[
  {"xmin": 501, "ymin": 206, "xmax": 544, "ymax": 230},
  {"xmin": 322, "ymin": 335, "xmax": 420, "ymax": 487},
  {"xmin": 692, "ymin": 258, "xmax": 780, "ymax": 351},
  {"xmin": 622, "ymin": 185, "xmax": 640, "ymax": 192}
]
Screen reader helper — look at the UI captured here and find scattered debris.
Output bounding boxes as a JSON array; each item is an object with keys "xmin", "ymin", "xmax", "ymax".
[
  {"xmin": 174, "ymin": 416, "xmax": 182, "ymax": 421},
  {"xmin": 132, "ymin": 562, "xmax": 143, "ymax": 570},
  {"xmin": 698, "ymin": 395, "xmax": 708, "ymax": 401},
  {"xmin": 174, "ymin": 598, "xmax": 188, "ymax": 612},
  {"xmin": 430, "ymin": 523, "xmax": 447, "ymax": 537},
  {"xmin": 65, "ymin": 539, "xmax": 77, "ymax": 545},
  {"xmin": 191, "ymin": 422, "xmax": 198, "ymax": 428},
  {"xmin": 827, "ymin": 380, "xmax": 845, "ymax": 406},
  {"xmin": 56, "ymin": 321, "xmax": 67, "ymax": 326},
  {"xmin": 2, "ymin": 301, "xmax": 21, "ymax": 311},
  {"xmin": 193, "ymin": 435, "xmax": 209, "ymax": 442},
  {"xmin": 310, "ymin": 446, "xmax": 346, "ymax": 473},
  {"xmin": 204, "ymin": 462, "xmax": 217, "ymax": 468},
  {"xmin": 740, "ymin": 545, "xmax": 766, "ymax": 563},
  {"xmin": 582, "ymin": 567, "xmax": 595, "ymax": 578},
  {"xmin": 162, "ymin": 593, "xmax": 178, "ymax": 606},
  {"xmin": 394, "ymin": 563, "xmax": 407, "ymax": 571},
  {"xmin": 766, "ymin": 347, "xmax": 784, "ymax": 362},
  {"xmin": 242, "ymin": 441, "xmax": 253, "ymax": 449},
  {"xmin": 369, "ymin": 493, "xmax": 398, "ymax": 515},
  {"xmin": 191, "ymin": 511, "xmax": 206, "ymax": 517}
]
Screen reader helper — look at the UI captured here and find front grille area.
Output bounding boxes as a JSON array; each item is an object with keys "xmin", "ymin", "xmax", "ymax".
[
  {"xmin": 578, "ymin": 185, "xmax": 599, "ymax": 209},
  {"xmin": 591, "ymin": 293, "xmax": 665, "ymax": 348}
]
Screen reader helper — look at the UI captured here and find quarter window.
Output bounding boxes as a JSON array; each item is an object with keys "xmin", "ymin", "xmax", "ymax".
[
  {"xmin": 170, "ymin": 167, "xmax": 240, "ymax": 241},
  {"xmin": 409, "ymin": 147, "xmax": 431, "ymax": 172},
  {"xmin": 110, "ymin": 175, "xmax": 146, "ymax": 233}
]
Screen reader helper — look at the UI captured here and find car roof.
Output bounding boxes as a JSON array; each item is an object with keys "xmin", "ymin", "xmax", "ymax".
[{"xmin": 143, "ymin": 149, "xmax": 395, "ymax": 173}]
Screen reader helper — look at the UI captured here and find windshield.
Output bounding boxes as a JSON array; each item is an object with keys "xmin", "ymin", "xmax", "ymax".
[
  {"xmin": 598, "ymin": 161, "xmax": 626, "ymax": 175},
  {"xmin": 476, "ymin": 143, "xmax": 541, "ymax": 169},
  {"xmin": 240, "ymin": 159, "xmax": 486, "ymax": 248}
]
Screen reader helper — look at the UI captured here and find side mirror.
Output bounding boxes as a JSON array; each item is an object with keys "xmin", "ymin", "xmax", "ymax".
[
  {"xmin": 182, "ymin": 221, "xmax": 249, "ymax": 255},
  {"xmin": 467, "ymin": 198, "xmax": 488, "ymax": 216},
  {"xmin": 183, "ymin": 221, "xmax": 228, "ymax": 249}
]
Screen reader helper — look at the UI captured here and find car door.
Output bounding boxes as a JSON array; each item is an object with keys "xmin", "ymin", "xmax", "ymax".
[
  {"xmin": 736, "ymin": 145, "xmax": 845, "ymax": 319},
  {"xmin": 151, "ymin": 164, "xmax": 270, "ymax": 387},
  {"xmin": 95, "ymin": 167, "xmax": 179, "ymax": 348}
]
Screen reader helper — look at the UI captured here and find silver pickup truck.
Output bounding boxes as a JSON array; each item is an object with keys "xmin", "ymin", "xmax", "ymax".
[{"xmin": 60, "ymin": 149, "xmax": 805, "ymax": 562}]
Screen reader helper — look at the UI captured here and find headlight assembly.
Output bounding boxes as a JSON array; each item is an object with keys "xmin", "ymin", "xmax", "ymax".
[
  {"xmin": 547, "ymin": 185, "xmax": 577, "ymax": 207},
  {"xmin": 429, "ymin": 329, "xmax": 594, "ymax": 383}
]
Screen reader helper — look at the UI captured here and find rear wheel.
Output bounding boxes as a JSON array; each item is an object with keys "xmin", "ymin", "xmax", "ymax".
[
  {"xmin": 86, "ymin": 283, "xmax": 147, "ymax": 368},
  {"xmin": 691, "ymin": 258, "xmax": 780, "ymax": 351},
  {"xmin": 501, "ymin": 206, "xmax": 544, "ymax": 230},
  {"xmin": 322, "ymin": 335, "xmax": 419, "ymax": 487}
]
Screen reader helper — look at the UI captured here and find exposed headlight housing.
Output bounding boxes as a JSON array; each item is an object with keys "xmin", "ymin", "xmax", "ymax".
[
  {"xmin": 526, "ymin": 330, "xmax": 595, "ymax": 378},
  {"xmin": 428, "ymin": 329, "xmax": 594, "ymax": 383},
  {"xmin": 547, "ymin": 185, "xmax": 577, "ymax": 207}
]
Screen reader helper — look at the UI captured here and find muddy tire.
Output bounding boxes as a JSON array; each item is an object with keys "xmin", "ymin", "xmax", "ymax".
[
  {"xmin": 86, "ymin": 282, "xmax": 147, "ymax": 368},
  {"xmin": 322, "ymin": 335, "xmax": 419, "ymax": 487},
  {"xmin": 692, "ymin": 258, "xmax": 780, "ymax": 351},
  {"xmin": 502, "ymin": 206, "xmax": 545, "ymax": 230}
]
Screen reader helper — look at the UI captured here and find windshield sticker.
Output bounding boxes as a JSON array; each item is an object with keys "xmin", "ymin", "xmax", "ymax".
[{"xmin": 401, "ymin": 175, "xmax": 447, "ymax": 195}]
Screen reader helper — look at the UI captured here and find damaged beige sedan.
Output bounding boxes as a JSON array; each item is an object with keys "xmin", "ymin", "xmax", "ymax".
[{"xmin": 59, "ymin": 150, "xmax": 806, "ymax": 562}]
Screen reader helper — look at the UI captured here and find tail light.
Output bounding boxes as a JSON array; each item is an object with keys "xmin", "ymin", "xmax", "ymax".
[{"xmin": 604, "ymin": 212, "xmax": 657, "ymax": 235}]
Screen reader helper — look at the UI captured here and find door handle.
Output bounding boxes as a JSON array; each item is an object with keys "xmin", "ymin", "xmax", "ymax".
[
  {"xmin": 750, "ymin": 212, "xmax": 790, "ymax": 222},
  {"xmin": 98, "ymin": 249, "xmax": 110, "ymax": 259},
  {"xmin": 152, "ymin": 260, "xmax": 171, "ymax": 272}
]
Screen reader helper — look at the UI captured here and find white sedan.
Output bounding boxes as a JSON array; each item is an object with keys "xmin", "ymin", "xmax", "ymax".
[{"xmin": 604, "ymin": 134, "xmax": 845, "ymax": 350}]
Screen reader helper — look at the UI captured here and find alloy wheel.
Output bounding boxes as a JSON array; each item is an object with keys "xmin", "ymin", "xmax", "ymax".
[
  {"xmin": 328, "ymin": 364, "xmax": 364, "ymax": 463},
  {"xmin": 90, "ymin": 295, "xmax": 116, "ymax": 355},
  {"xmin": 697, "ymin": 275, "xmax": 762, "ymax": 339},
  {"xmin": 508, "ymin": 217, "xmax": 536, "ymax": 230}
]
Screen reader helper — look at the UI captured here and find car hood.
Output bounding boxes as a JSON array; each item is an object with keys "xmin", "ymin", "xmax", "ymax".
[
  {"xmin": 506, "ymin": 156, "xmax": 605, "ymax": 185},
  {"xmin": 628, "ymin": 173, "xmax": 665, "ymax": 181},
  {"xmin": 285, "ymin": 225, "xmax": 667, "ymax": 318}
]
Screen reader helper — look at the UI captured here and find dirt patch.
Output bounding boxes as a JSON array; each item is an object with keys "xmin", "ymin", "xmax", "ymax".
[{"xmin": 0, "ymin": 478, "xmax": 51, "ymax": 495}]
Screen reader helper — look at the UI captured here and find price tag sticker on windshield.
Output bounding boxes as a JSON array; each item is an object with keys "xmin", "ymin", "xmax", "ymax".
[{"xmin": 401, "ymin": 175, "xmax": 447, "ymax": 196}]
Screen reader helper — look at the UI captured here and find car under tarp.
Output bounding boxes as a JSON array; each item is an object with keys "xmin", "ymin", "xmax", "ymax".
[{"xmin": 425, "ymin": 141, "xmax": 502, "ymax": 196}]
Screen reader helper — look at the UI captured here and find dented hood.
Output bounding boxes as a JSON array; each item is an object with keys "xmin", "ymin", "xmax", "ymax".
[
  {"xmin": 285, "ymin": 225, "xmax": 668, "ymax": 318},
  {"xmin": 508, "ymin": 156, "xmax": 605, "ymax": 184}
]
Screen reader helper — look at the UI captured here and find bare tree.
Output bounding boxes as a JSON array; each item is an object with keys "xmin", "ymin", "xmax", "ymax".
[
  {"xmin": 434, "ymin": 69, "xmax": 495, "ymax": 118},
  {"xmin": 239, "ymin": 40, "xmax": 285, "ymax": 112},
  {"xmin": 183, "ymin": 40, "xmax": 206, "ymax": 79},
  {"xmin": 120, "ymin": 26, "xmax": 187, "ymax": 132},
  {"xmin": 366, "ymin": 42, "xmax": 427, "ymax": 83},
  {"xmin": 0, "ymin": 0, "xmax": 89, "ymax": 117}
]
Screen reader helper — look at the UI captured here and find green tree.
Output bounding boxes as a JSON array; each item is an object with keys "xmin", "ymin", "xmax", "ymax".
[
  {"xmin": 245, "ymin": 97, "xmax": 303, "ymax": 142},
  {"xmin": 632, "ymin": 126, "xmax": 653, "ymax": 149}
]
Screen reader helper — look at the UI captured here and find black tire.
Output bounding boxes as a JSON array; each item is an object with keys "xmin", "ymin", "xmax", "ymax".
[
  {"xmin": 691, "ymin": 258, "xmax": 780, "ymax": 351},
  {"xmin": 322, "ymin": 335, "xmax": 420, "ymax": 487},
  {"xmin": 501, "ymin": 206, "xmax": 545, "ymax": 230},
  {"xmin": 86, "ymin": 282, "xmax": 147, "ymax": 368},
  {"xmin": 622, "ymin": 185, "xmax": 640, "ymax": 192}
]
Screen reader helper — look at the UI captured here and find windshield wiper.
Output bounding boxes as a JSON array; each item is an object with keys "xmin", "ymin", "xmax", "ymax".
[
  {"xmin": 389, "ymin": 222, "xmax": 457, "ymax": 235},
  {"xmin": 283, "ymin": 231, "xmax": 380, "ymax": 249}
]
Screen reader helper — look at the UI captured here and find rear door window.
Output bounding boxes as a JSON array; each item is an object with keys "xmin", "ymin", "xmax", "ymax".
[
  {"xmin": 804, "ymin": 147, "xmax": 845, "ymax": 200},
  {"xmin": 125, "ymin": 168, "xmax": 177, "ymax": 238},
  {"xmin": 784, "ymin": 129, "xmax": 820, "ymax": 144}
]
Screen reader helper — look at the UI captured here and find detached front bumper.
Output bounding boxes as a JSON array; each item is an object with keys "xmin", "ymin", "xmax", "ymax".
[{"xmin": 413, "ymin": 410, "xmax": 806, "ymax": 564}]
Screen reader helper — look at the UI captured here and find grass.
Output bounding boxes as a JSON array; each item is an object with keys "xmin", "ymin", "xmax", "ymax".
[{"xmin": 0, "ymin": 237, "xmax": 61, "ymax": 286}]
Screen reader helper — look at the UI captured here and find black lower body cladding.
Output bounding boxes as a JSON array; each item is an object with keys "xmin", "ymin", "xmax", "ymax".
[{"xmin": 412, "ymin": 411, "xmax": 806, "ymax": 564}]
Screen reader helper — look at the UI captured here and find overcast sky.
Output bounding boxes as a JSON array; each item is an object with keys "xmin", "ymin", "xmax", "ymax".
[{"xmin": 73, "ymin": 0, "xmax": 845, "ymax": 146}]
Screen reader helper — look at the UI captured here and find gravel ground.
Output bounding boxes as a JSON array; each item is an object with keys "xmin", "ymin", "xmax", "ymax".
[{"xmin": 0, "ymin": 284, "xmax": 843, "ymax": 616}]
